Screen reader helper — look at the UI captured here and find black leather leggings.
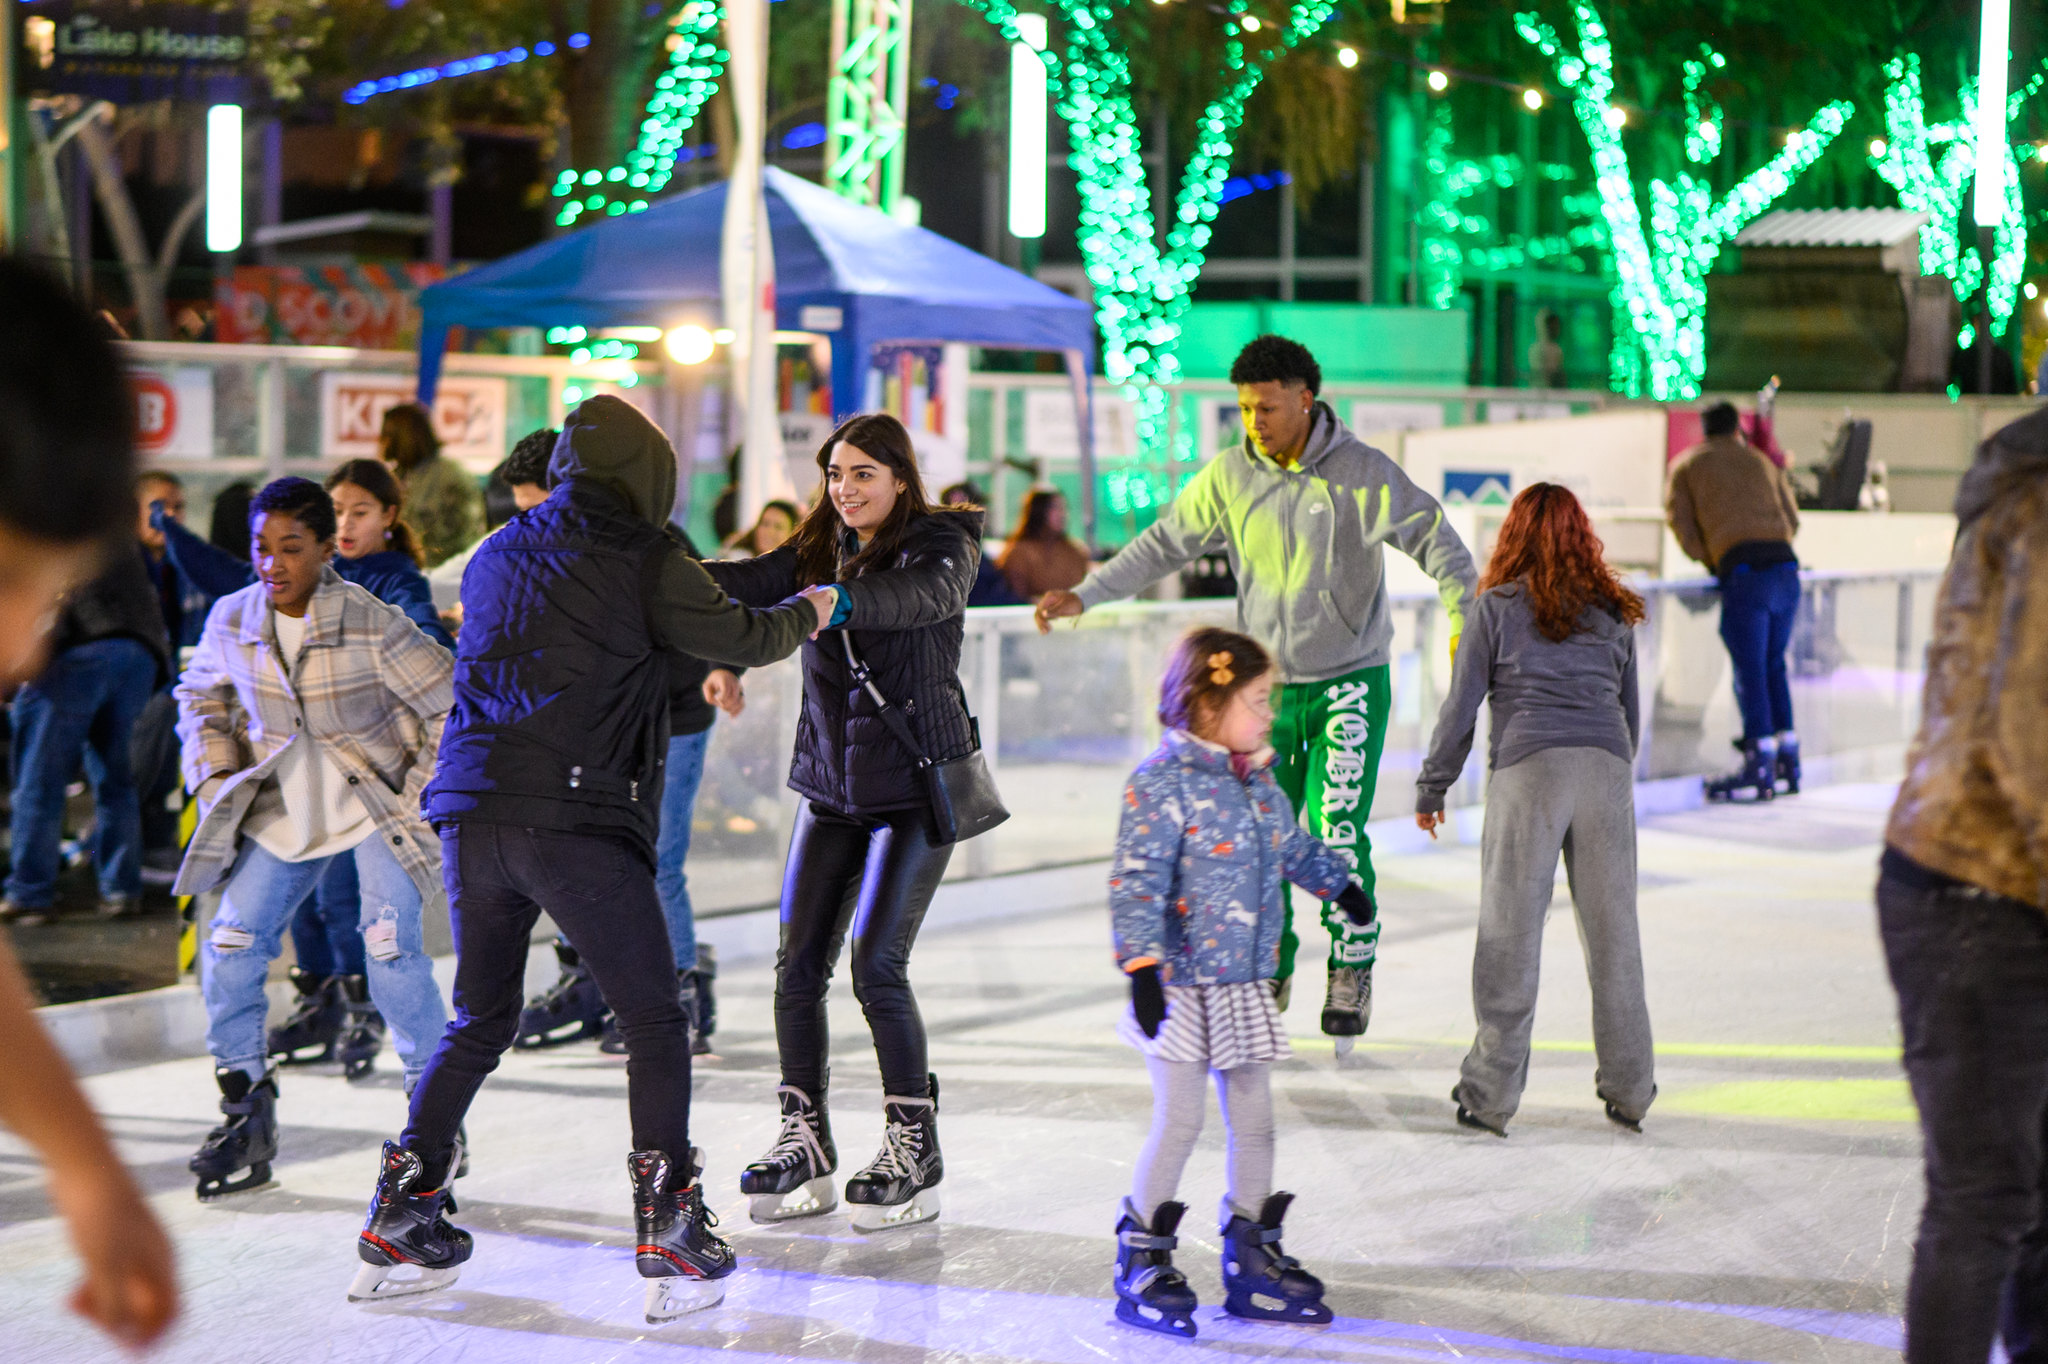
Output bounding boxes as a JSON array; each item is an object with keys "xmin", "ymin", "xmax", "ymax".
[{"xmin": 775, "ymin": 800, "xmax": 952, "ymax": 1099}]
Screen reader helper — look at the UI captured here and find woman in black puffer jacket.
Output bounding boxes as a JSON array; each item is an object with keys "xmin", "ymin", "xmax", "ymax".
[{"xmin": 706, "ymin": 413, "xmax": 978, "ymax": 1231}]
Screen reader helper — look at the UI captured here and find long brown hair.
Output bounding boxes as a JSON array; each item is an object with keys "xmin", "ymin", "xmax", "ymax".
[
  {"xmin": 325, "ymin": 457, "xmax": 426, "ymax": 566},
  {"xmin": 784, "ymin": 413, "xmax": 948, "ymax": 587},
  {"xmin": 1158, "ymin": 627, "xmax": 1272, "ymax": 737},
  {"xmin": 378, "ymin": 402, "xmax": 440, "ymax": 473},
  {"xmin": 1480, "ymin": 483, "xmax": 1644, "ymax": 642},
  {"xmin": 1005, "ymin": 487, "xmax": 1067, "ymax": 549}
]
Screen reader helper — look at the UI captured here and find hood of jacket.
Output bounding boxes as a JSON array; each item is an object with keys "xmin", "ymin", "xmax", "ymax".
[
  {"xmin": 548, "ymin": 395, "xmax": 676, "ymax": 527},
  {"xmin": 1280, "ymin": 401, "xmax": 1362, "ymax": 474},
  {"xmin": 1956, "ymin": 404, "xmax": 2048, "ymax": 527}
]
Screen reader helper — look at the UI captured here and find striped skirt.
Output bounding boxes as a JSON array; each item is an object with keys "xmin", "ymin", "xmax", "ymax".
[{"xmin": 1118, "ymin": 980, "xmax": 1292, "ymax": 1070}]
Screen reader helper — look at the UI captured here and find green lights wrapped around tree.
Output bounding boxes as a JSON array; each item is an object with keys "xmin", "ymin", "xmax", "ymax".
[
  {"xmin": 1418, "ymin": 100, "xmax": 1607, "ymax": 310},
  {"xmin": 1871, "ymin": 53, "xmax": 2040, "ymax": 348},
  {"xmin": 550, "ymin": 2, "xmax": 729, "ymax": 226},
  {"xmin": 961, "ymin": 0, "xmax": 1336, "ymax": 458},
  {"xmin": 1515, "ymin": 3, "xmax": 1851, "ymax": 399}
]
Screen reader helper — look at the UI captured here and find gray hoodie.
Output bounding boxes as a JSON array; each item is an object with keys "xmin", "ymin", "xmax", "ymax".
[{"xmin": 1074, "ymin": 404, "xmax": 1477, "ymax": 683}]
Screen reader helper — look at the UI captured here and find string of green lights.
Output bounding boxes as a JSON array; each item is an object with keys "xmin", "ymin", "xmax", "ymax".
[
  {"xmin": 963, "ymin": 0, "xmax": 1334, "ymax": 485},
  {"xmin": 1515, "ymin": 3, "xmax": 1850, "ymax": 400},
  {"xmin": 1871, "ymin": 52, "xmax": 2044, "ymax": 349},
  {"xmin": 549, "ymin": 2, "xmax": 729, "ymax": 227}
]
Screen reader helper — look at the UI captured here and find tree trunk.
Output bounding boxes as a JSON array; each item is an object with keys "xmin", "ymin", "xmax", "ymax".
[
  {"xmin": 559, "ymin": 0, "xmax": 671, "ymax": 170},
  {"xmin": 74, "ymin": 112, "xmax": 168, "ymax": 340}
]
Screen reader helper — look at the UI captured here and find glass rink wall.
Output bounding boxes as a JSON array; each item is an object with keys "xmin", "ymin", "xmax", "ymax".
[{"xmin": 685, "ymin": 568, "xmax": 1943, "ymax": 918}]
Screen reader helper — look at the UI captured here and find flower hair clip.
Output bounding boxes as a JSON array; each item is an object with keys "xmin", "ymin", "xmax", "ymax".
[{"xmin": 1207, "ymin": 651, "xmax": 1235, "ymax": 686}]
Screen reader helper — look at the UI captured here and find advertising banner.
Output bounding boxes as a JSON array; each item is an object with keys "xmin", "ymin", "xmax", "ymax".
[
  {"xmin": 129, "ymin": 365, "xmax": 214, "ymax": 460},
  {"xmin": 319, "ymin": 373, "xmax": 507, "ymax": 473},
  {"xmin": 18, "ymin": 1, "xmax": 248, "ymax": 104},
  {"xmin": 215, "ymin": 264, "xmax": 448, "ymax": 350}
]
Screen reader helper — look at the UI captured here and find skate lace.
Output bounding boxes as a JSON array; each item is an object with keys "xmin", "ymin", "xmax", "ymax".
[
  {"xmin": 762, "ymin": 1107, "xmax": 829, "ymax": 1174},
  {"xmin": 862, "ymin": 1119, "xmax": 924, "ymax": 1181}
]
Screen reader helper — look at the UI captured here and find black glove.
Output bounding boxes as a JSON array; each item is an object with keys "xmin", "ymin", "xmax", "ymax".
[
  {"xmin": 1334, "ymin": 883, "xmax": 1376, "ymax": 927},
  {"xmin": 1129, "ymin": 964, "xmax": 1167, "ymax": 1038}
]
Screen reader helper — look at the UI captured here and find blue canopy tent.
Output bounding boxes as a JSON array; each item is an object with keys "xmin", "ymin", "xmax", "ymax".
[{"xmin": 414, "ymin": 167, "xmax": 1101, "ymax": 542}]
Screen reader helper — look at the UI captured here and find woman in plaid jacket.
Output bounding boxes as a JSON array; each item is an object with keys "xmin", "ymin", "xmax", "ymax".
[{"xmin": 172, "ymin": 477, "xmax": 454, "ymax": 1201}]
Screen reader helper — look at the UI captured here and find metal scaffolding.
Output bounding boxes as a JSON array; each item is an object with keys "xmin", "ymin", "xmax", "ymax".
[{"xmin": 825, "ymin": 0, "xmax": 912, "ymax": 213}]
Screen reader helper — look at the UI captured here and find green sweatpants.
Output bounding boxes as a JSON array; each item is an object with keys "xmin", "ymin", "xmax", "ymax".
[{"xmin": 1270, "ymin": 663, "xmax": 1390, "ymax": 980}]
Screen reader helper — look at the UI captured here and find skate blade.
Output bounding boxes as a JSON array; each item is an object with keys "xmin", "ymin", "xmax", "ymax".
[
  {"xmin": 1224, "ymin": 1293, "xmax": 1333, "ymax": 1326},
  {"xmin": 1332, "ymin": 1036, "xmax": 1354, "ymax": 1058},
  {"xmin": 195, "ymin": 1164, "xmax": 276, "ymax": 1202},
  {"xmin": 749, "ymin": 1176, "xmax": 838, "ymax": 1224},
  {"xmin": 1115, "ymin": 1300, "xmax": 1198, "ymax": 1338},
  {"xmin": 348, "ymin": 1260, "xmax": 460, "ymax": 1302},
  {"xmin": 848, "ymin": 1188, "xmax": 939, "ymax": 1233},
  {"xmin": 645, "ymin": 1275, "xmax": 725, "ymax": 1322}
]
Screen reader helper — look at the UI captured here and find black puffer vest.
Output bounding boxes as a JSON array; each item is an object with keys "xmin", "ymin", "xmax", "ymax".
[
  {"xmin": 709, "ymin": 509, "xmax": 980, "ymax": 817},
  {"xmin": 424, "ymin": 479, "xmax": 674, "ymax": 858}
]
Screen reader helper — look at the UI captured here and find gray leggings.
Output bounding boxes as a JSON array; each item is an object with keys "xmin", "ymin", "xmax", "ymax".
[{"xmin": 1131, "ymin": 1055, "xmax": 1274, "ymax": 1223}]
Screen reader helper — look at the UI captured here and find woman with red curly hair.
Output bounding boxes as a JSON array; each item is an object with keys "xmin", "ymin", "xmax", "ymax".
[{"xmin": 1415, "ymin": 482, "xmax": 1656, "ymax": 1138}]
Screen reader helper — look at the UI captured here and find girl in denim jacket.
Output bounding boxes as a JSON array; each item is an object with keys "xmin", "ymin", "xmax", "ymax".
[{"xmin": 1107, "ymin": 627, "xmax": 1374, "ymax": 1337}]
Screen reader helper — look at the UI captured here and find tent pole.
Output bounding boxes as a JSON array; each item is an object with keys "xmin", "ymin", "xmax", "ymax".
[
  {"xmin": 1063, "ymin": 349, "xmax": 1097, "ymax": 555},
  {"xmin": 416, "ymin": 321, "xmax": 452, "ymax": 406}
]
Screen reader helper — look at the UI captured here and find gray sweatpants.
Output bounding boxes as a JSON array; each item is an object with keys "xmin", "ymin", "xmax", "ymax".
[
  {"xmin": 1457, "ymin": 746, "xmax": 1655, "ymax": 1128},
  {"xmin": 1131, "ymin": 1055, "xmax": 1274, "ymax": 1224}
]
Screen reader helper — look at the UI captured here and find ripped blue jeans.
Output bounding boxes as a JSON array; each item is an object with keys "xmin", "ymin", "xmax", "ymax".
[{"xmin": 202, "ymin": 836, "xmax": 446, "ymax": 1086}]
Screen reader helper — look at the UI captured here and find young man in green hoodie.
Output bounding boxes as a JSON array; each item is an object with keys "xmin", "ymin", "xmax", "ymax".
[{"xmin": 1038, "ymin": 335, "xmax": 1477, "ymax": 1039}]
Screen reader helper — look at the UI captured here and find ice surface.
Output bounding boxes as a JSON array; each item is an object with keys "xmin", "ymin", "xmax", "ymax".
[{"xmin": 0, "ymin": 783, "xmax": 1912, "ymax": 1361}]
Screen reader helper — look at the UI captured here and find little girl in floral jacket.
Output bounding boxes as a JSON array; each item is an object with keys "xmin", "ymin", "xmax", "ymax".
[{"xmin": 1106, "ymin": 627, "xmax": 1374, "ymax": 1338}]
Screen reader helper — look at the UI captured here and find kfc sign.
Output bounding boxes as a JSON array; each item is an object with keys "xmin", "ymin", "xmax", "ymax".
[
  {"xmin": 319, "ymin": 372, "xmax": 507, "ymax": 473},
  {"xmin": 128, "ymin": 366, "xmax": 215, "ymax": 459}
]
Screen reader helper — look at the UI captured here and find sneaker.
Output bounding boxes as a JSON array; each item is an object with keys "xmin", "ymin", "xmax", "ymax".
[
  {"xmin": 0, "ymin": 899, "xmax": 50, "ymax": 926},
  {"xmin": 97, "ymin": 895, "xmax": 139, "ymax": 919}
]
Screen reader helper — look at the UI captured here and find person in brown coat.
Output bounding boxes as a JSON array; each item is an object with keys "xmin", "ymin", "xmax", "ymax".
[
  {"xmin": 1664, "ymin": 401, "xmax": 1802, "ymax": 801},
  {"xmin": 996, "ymin": 488, "xmax": 1091, "ymax": 601},
  {"xmin": 1877, "ymin": 404, "xmax": 2048, "ymax": 1363}
]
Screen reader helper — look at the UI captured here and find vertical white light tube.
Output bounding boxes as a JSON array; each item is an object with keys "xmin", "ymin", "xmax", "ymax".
[
  {"xmin": 1008, "ymin": 14, "xmax": 1047, "ymax": 239},
  {"xmin": 1975, "ymin": 0, "xmax": 2010, "ymax": 226},
  {"xmin": 205, "ymin": 104, "xmax": 243, "ymax": 253}
]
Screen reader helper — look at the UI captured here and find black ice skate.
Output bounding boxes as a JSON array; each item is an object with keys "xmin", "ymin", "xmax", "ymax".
[
  {"xmin": 844, "ymin": 1078, "xmax": 942, "ymax": 1231},
  {"xmin": 739, "ymin": 1085, "xmax": 838, "ymax": 1223},
  {"xmin": 1113, "ymin": 1198, "xmax": 1198, "ymax": 1338},
  {"xmin": 630, "ymin": 1148, "xmax": 735, "ymax": 1321},
  {"xmin": 1705, "ymin": 738, "xmax": 1778, "ymax": 803},
  {"xmin": 190, "ymin": 1066, "xmax": 279, "ymax": 1200},
  {"xmin": 690, "ymin": 944, "xmax": 718, "ymax": 1055},
  {"xmin": 267, "ymin": 969, "xmax": 342, "ymax": 1064},
  {"xmin": 600, "ymin": 970, "xmax": 698, "ymax": 1057},
  {"xmin": 515, "ymin": 938, "xmax": 611, "ymax": 1048},
  {"xmin": 1220, "ymin": 1192, "xmax": 1332, "ymax": 1325},
  {"xmin": 336, "ymin": 974, "xmax": 386, "ymax": 1080},
  {"xmin": 1775, "ymin": 731, "xmax": 1802, "ymax": 795},
  {"xmin": 350, "ymin": 1141, "xmax": 472, "ymax": 1302},
  {"xmin": 1321, "ymin": 965, "xmax": 1373, "ymax": 1055}
]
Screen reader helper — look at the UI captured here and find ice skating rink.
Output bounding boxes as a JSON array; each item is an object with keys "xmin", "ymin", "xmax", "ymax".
[{"xmin": 2, "ymin": 782, "xmax": 1912, "ymax": 1362}]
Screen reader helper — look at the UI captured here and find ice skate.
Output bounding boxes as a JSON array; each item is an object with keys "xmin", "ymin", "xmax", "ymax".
[
  {"xmin": 351, "ymin": 1141, "xmax": 471, "ymax": 1302},
  {"xmin": 515, "ymin": 939, "xmax": 611, "ymax": 1048},
  {"xmin": 690, "ymin": 944, "xmax": 718, "ymax": 1055},
  {"xmin": 630, "ymin": 1148, "xmax": 734, "ymax": 1321},
  {"xmin": 1220, "ymin": 1192, "xmax": 1332, "ymax": 1325},
  {"xmin": 1774, "ymin": 731, "xmax": 1802, "ymax": 795},
  {"xmin": 1321, "ymin": 965, "xmax": 1372, "ymax": 1055},
  {"xmin": 1705, "ymin": 738, "xmax": 1777, "ymax": 803},
  {"xmin": 739, "ymin": 1085, "xmax": 837, "ymax": 1223},
  {"xmin": 267, "ymin": 969, "xmax": 342, "ymax": 1064},
  {"xmin": 845, "ymin": 1078, "xmax": 942, "ymax": 1232},
  {"xmin": 336, "ymin": 974, "xmax": 386, "ymax": 1080},
  {"xmin": 190, "ymin": 1066, "xmax": 279, "ymax": 1200},
  {"xmin": 1112, "ymin": 1198, "xmax": 1198, "ymax": 1338},
  {"xmin": 600, "ymin": 970, "xmax": 698, "ymax": 1057}
]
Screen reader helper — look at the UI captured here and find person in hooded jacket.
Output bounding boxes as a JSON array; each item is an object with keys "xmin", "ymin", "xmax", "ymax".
[
  {"xmin": 347, "ymin": 396, "xmax": 832, "ymax": 1309},
  {"xmin": 1038, "ymin": 335, "xmax": 1477, "ymax": 1044},
  {"xmin": 1878, "ymin": 405, "xmax": 2048, "ymax": 1361},
  {"xmin": 704, "ymin": 412, "xmax": 979, "ymax": 1232}
]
